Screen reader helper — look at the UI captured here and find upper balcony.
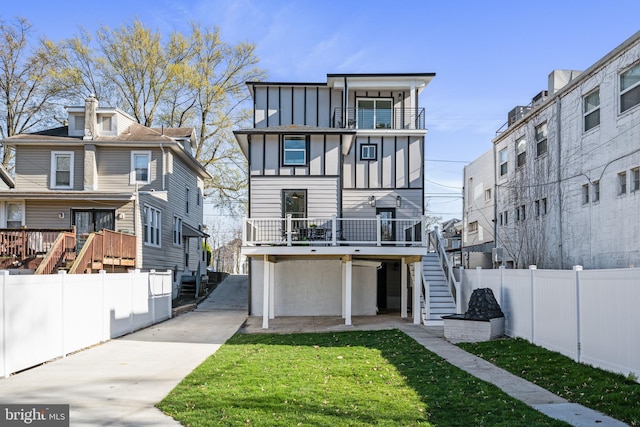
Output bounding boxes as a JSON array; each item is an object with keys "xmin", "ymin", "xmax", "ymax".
[{"xmin": 331, "ymin": 107, "xmax": 425, "ymax": 130}]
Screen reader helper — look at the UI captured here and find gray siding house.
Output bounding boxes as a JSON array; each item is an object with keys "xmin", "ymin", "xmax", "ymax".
[
  {"xmin": 0, "ymin": 95, "xmax": 211, "ymax": 294},
  {"xmin": 235, "ymin": 73, "xmax": 435, "ymax": 327}
]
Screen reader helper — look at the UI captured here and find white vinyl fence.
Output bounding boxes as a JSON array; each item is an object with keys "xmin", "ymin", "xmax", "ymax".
[
  {"xmin": 461, "ymin": 266, "xmax": 640, "ymax": 380},
  {"xmin": 0, "ymin": 269, "xmax": 172, "ymax": 378}
]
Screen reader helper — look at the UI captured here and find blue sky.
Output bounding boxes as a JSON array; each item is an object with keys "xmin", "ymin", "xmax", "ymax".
[{"xmin": 5, "ymin": 0, "xmax": 640, "ymax": 220}]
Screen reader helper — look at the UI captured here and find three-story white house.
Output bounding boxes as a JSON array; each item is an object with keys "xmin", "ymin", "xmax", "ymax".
[{"xmin": 235, "ymin": 73, "xmax": 435, "ymax": 328}]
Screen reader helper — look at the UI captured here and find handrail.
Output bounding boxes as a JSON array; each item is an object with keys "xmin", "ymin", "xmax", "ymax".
[
  {"xmin": 68, "ymin": 229, "xmax": 136, "ymax": 274},
  {"xmin": 430, "ymin": 226, "xmax": 461, "ymax": 313},
  {"xmin": 34, "ymin": 232, "xmax": 76, "ymax": 275},
  {"xmin": 68, "ymin": 233, "xmax": 99, "ymax": 274},
  {"xmin": 244, "ymin": 215, "xmax": 427, "ymax": 247},
  {"xmin": 331, "ymin": 107, "xmax": 426, "ymax": 130}
]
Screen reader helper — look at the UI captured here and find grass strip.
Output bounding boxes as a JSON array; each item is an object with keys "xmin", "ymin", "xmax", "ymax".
[
  {"xmin": 459, "ymin": 338, "xmax": 640, "ymax": 426},
  {"xmin": 158, "ymin": 329, "xmax": 568, "ymax": 426}
]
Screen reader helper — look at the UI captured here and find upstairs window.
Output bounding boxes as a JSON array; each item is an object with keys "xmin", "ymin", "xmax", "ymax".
[
  {"xmin": 484, "ymin": 188, "xmax": 492, "ymax": 202},
  {"xmin": 582, "ymin": 184, "xmax": 590, "ymax": 204},
  {"xmin": 468, "ymin": 221, "xmax": 478, "ymax": 233},
  {"xmin": 360, "ymin": 144, "xmax": 377, "ymax": 160},
  {"xmin": 618, "ymin": 171, "xmax": 627, "ymax": 195},
  {"xmin": 173, "ymin": 215, "xmax": 182, "ymax": 246},
  {"xmin": 620, "ymin": 63, "xmax": 640, "ymax": 113},
  {"xmin": 186, "ymin": 188, "xmax": 190, "ymax": 214},
  {"xmin": 131, "ymin": 151, "xmax": 151, "ymax": 184},
  {"xmin": 357, "ymin": 98, "xmax": 393, "ymax": 129},
  {"xmin": 535, "ymin": 122, "xmax": 548, "ymax": 156},
  {"xmin": 143, "ymin": 205, "xmax": 161, "ymax": 247},
  {"xmin": 593, "ymin": 180, "xmax": 600, "ymax": 202},
  {"xmin": 282, "ymin": 135, "xmax": 307, "ymax": 166},
  {"xmin": 499, "ymin": 148, "xmax": 508, "ymax": 176},
  {"xmin": 632, "ymin": 167, "xmax": 640, "ymax": 192},
  {"xmin": 583, "ymin": 89, "xmax": 600, "ymax": 132},
  {"xmin": 51, "ymin": 151, "xmax": 74, "ymax": 189},
  {"xmin": 516, "ymin": 136, "xmax": 526, "ymax": 167}
]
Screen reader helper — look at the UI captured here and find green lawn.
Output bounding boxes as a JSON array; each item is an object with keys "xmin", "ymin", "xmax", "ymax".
[
  {"xmin": 158, "ymin": 330, "xmax": 568, "ymax": 426},
  {"xmin": 459, "ymin": 338, "xmax": 640, "ymax": 426}
]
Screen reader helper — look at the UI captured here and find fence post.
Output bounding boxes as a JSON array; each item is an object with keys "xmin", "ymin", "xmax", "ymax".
[
  {"xmin": 1, "ymin": 270, "xmax": 8, "ymax": 378},
  {"xmin": 150, "ymin": 269, "xmax": 156, "ymax": 324},
  {"xmin": 129, "ymin": 269, "xmax": 136, "ymax": 334},
  {"xmin": 166, "ymin": 270, "xmax": 173, "ymax": 319},
  {"xmin": 58, "ymin": 270, "xmax": 66, "ymax": 359},
  {"xmin": 529, "ymin": 265, "xmax": 537, "ymax": 343},
  {"xmin": 499, "ymin": 265, "xmax": 505, "ymax": 323},
  {"xmin": 573, "ymin": 265, "xmax": 583, "ymax": 363}
]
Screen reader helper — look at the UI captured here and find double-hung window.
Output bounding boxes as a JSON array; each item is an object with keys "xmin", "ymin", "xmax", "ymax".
[
  {"xmin": 51, "ymin": 151, "xmax": 74, "ymax": 189},
  {"xmin": 618, "ymin": 171, "xmax": 627, "ymax": 195},
  {"xmin": 632, "ymin": 167, "xmax": 640, "ymax": 192},
  {"xmin": 620, "ymin": 63, "xmax": 640, "ymax": 113},
  {"xmin": 582, "ymin": 184, "xmax": 590, "ymax": 204},
  {"xmin": 357, "ymin": 99, "xmax": 393, "ymax": 129},
  {"xmin": 499, "ymin": 148, "xmax": 508, "ymax": 176},
  {"xmin": 516, "ymin": 136, "xmax": 526, "ymax": 167},
  {"xmin": 131, "ymin": 151, "xmax": 151, "ymax": 184},
  {"xmin": 143, "ymin": 205, "xmax": 161, "ymax": 247},
  {"xmin": 593, "ymin": 180, "xmax": 600, "ymax": 202},
  {"xmin": 173, "ymin": 215, "xmax": 182, "ymax": 246},
  {"xmin": 583, "ymin": 89, "xmax": 600, "ymax": 132},
  {"xmin": 6, "ymin": 202, "xmax": 24, "ymax": 228},
  {"xmin": 535, "ymin": 122, "xmax": 547, "ymax": 156},
  {"xmin": 282, "ymin": 135, "xmax": 307, "ymax": 166}
]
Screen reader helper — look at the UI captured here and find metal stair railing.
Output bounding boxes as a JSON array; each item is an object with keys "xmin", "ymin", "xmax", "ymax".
[{"xmin": 428, "ymin": 226, "xmax": 461, "ymax": 313}]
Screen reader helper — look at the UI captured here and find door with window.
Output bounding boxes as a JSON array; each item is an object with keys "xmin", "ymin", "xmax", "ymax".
[
  {"xmin": 357, "ymin": 99, "xmax": 393, "ymax": 129},
  {"xmin": 72, "ymin": 209, "xmax": 115, "ymax": 250},
  {"xmin": 377, "ymin": 208, "xmax": 396, "ymax": 242},
  {"xmin": 282, "ymin": 190, "xmax": 307, "ymax": 239}
]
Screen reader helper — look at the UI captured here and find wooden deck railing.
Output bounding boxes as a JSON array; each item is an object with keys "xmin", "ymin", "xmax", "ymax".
[
  {"xmin": 34, "ymin": 232, "xmax": 77, "ymax": 275},
  {"xmin": 69, "ymin": 229, "xmax": 136, "ymax": 274},
  {"xmin": 0, "ymin": 228, "xmax": 75, "ymax": 269}
]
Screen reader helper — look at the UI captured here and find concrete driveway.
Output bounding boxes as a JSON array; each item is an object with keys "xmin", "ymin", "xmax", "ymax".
[{"xmin": 0, "ymin": 274, "xmax": 248, "ymax": 426}]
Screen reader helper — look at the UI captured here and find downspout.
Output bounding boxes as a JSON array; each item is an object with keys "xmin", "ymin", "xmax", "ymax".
[
  {"xmin": 555, "ymin": 96, "xmax": 564, "ymax": 269},
  {"xmin": 160, "ymin": 144, "xmax": 166, "ymax": 191},
  {"xmin": 343, "ymin": 76, "xmax": 348, "ymax": 127},
  {"xmin": 493, "ymin": 142, "xmax": 498, "ymax": 268}
]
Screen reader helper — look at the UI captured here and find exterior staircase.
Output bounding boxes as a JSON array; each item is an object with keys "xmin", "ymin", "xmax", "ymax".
[{"xmin": 421, "ymin": 253, "xmax": 456, "ymax": 325}]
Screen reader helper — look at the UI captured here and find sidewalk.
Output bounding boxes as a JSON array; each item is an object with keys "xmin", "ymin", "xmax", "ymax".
[{"xmin": 0, "ymin": 275, "xmax": 248, "ymax": 426}]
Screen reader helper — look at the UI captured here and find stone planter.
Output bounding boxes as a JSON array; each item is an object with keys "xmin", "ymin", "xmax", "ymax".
[{"xmin": 443, "ymin": 315, "xmax": 505, "ymax": 343}]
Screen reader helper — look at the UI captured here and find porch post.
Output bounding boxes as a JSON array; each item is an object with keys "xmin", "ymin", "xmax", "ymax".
[
  {"xmin": 344, "ymin": 255, "xmax": 352, "ymax": 326},
  {"xmin": 341, "ymin": 261, "xmax": 346, "ymax": 318},
  {"xmin": 269, "ymin": 260, "xmax": 275, "ymax": 319},
  {"xmin": 400, "ymin": 257, "xmax": 407, "ymax": 318},
  {"xmin": 413, "ymin": 260, "xmax": 421, "ymax": 324},
  {"xmin": 262, "ymin": 255, "xmax": 271, "ymax": 329}
]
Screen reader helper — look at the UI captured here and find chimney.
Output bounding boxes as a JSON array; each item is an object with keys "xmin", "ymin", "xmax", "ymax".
[{"xmin": 83, "ymin": 94, "xmax": 98, "ymax": 140}]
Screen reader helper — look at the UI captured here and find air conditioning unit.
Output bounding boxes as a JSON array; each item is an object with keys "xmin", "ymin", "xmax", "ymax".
[{"xmin": 508, "ymin": 106, "xmax": 531, "ymax": 127}]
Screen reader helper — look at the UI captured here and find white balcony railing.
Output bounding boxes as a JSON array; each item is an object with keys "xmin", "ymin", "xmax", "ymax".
[{"xmin": 243, "ymin": 215, "xmax": 427, "ymax": 247}]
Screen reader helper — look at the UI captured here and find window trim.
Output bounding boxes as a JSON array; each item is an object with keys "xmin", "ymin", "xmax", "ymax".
[
  {"xmin": 282, "ymin": 135, "xmax": 308, "ymax": 166},
  {"xmin": 130, "ymin": 151, "xmax": 152, "ymax": 185},
  {"xmin": 173, "ymin": 215, "xmax": 183, "ymax": 246},
  {"xmin": 282, "ymin": 189, "xmax": 307, "ymax": 218},
  {"xmin": 143, "ymin": 204, "xmax": 162, "ymax": 248},
  {"xmin": 620, "ymin": 62, "xmax": 640, "ymax": 114},
  {"xmin": 5, "ymin": 201, "xmax": 25, "ymax": 228},
  {"xmin": 468, "ymin": 221, "xmax": 478, "ymax": 233},
  {"xmin": 535, "ymin": 122, "xmax": 548, "ymax": 157},
  {"xmin": 360, "ymin": 144, "xmax": 377, "ymax": 161},
  {"xmin": 583, "ymin": 88, "xmax": 600, "ymax": 132},
  {"xmin": 51, "ymin": 151, "xmax": 74, "ymax": 189}
]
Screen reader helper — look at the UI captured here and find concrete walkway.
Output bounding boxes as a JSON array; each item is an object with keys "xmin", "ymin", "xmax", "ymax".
[{"xmin": 0, "ymin": 275, "xmax": 248, "ymax": 426}]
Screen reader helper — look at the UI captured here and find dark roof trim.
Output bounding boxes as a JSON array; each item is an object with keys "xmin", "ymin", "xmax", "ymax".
[
  {"xmin": 246, "ymin": 81, "xmax": 327, "ymax": 87},
  {"xmin": 183, "ymin": 222, "xmax": 208, "ymax": 238},
  {"xmin": 326, "ymin": 72, "xmax": 436, "ymax": 78}
]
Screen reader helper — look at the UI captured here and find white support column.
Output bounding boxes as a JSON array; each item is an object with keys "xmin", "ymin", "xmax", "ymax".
[
  {"xmin": 269, "ymin": 261, "xmax": 275, "ymax": 319},
  {"xmin": 262, "ymin": 256, "xmax": 271, "ymax": 329},
  {"xmin": 413, "ymin": 260, "xmax": 421, "ymax": 324},
  {"xmin": 400, "ymin": 257, "xmax": 408, "ymax": 318},
  {"xmin": 344, "ymin": 256, "xmax": 352, "ymax": 326},
  {"xmin": 341, "ymin": 261, "xmax": 346, "ymax": 318}
]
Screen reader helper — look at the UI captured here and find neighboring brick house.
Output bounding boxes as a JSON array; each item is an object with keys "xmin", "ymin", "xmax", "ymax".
[
  {"xmin": 235, "ymin": 73, "xmax": 435, "ymax": 327},
  {"xmin": 0, "ymin": 95, "xmax": 211, "ymax": 294}
]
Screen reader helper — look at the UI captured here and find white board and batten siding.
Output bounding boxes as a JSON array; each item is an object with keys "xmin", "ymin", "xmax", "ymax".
[
  {"xmin": 253, "ymin": 85, "xmax": 334, "ymax": 128},
  {"xmin": 342, "ymin": 189, "xmax": 423, "ymax": 219}
]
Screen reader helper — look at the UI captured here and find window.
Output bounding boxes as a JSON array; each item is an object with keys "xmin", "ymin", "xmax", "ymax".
[
  {"xmin": 143, "ymin": 205, "xmax": 161, "ymax": 247},
  {"xmin": 632, "ymin": 167, "xmax": 640, "ymax": 192},
  {"xmin": 357, "ymin": 98, "xmax": 393, "ymax": 129},
  {"xmin": 534, "ymin": 200, "xmax": 540, "ymax": 218},
  {"xmin": 535, "ymin": 122, "xmax": 548, "ymax": 156},
  {"xmin": 51, "ymin": 151, "xmax": 74, "ymax": 189},
  {"xmin": 499, "ymin": 148, "xmax": 508, "ymax": 176},
  {"xmin": 101, "ymin": 115, "xmax": 112, "ymax": 132},
  {"xmin": 583, "ymin": 89, "xmax": 600, "ymax": 132},
  {"xmin": 283, "ymin": 190, "xmax": 306, "ymax": 218},
  {"xmin": 516, "ymin": 205, "xmax": 526, "ymax": 221},
  {"xmin": 468, "ymin": 221, "xmax": 478, "ymax": 233},
  {"xmin": 173, "ymin": 216, "xmax": 182, "ymax": 245},
  {"xmin": 582, "ymin": 184, "xmax": 590, "ymax": 204},
  {"xmin": 197, "ymin": 188, "xmax": 202, "ymax": 206},
  {"xmin": 516, "ymin": 136, "xmax": 526, "ymax": 167},
  {"xmin": 484, "ymin": 188, "xmax": 492, "ymax": 202},
  {"xmin": 186, "ymin": 188, "xmax": 190, "ymax": 214},
  {"xmin": 74, "ymin": 115, "xmax": 85, "ymax": 131},
  {"xmin": 6, "ymin": 203, "xmax": 23, "ymax": 228},
  {"xmin": 618, "ymin": 171, "xmax": 627, "ymax": 195},
  {"xmin": 503, "ymin": 211, "xmax": 508, "ymax": 225},
  {"xmin": 131, "ymin": 151, "xmax": 151, "ymax": 184},
  {"xmin": 620, "ymin": 63, "xmax": 640, "ymax": 113},
  {"xmin": 360, "ymin": 144, "xmax": 377, "ymax": 160},
  {"xmin": 593, "ymin": 180, "xmax": 600, "ymax": 202},
  {"xmin": 283, "ymin": 135, "xmax": 307, "ymax": 166}
]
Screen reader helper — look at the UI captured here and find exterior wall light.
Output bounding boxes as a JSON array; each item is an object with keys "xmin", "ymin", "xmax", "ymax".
[
  {"xmin": 369, "ymin": 195, "xmax": 376, "ymax": 207},
  {"xmin": 396, "ymin": 195, "xmax": 401, "ymax": 207}
]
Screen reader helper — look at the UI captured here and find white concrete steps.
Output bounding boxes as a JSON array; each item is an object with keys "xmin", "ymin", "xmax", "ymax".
[{"xmin": 422, "ymin": 253, "xmax": 456, "ymax": 324}]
